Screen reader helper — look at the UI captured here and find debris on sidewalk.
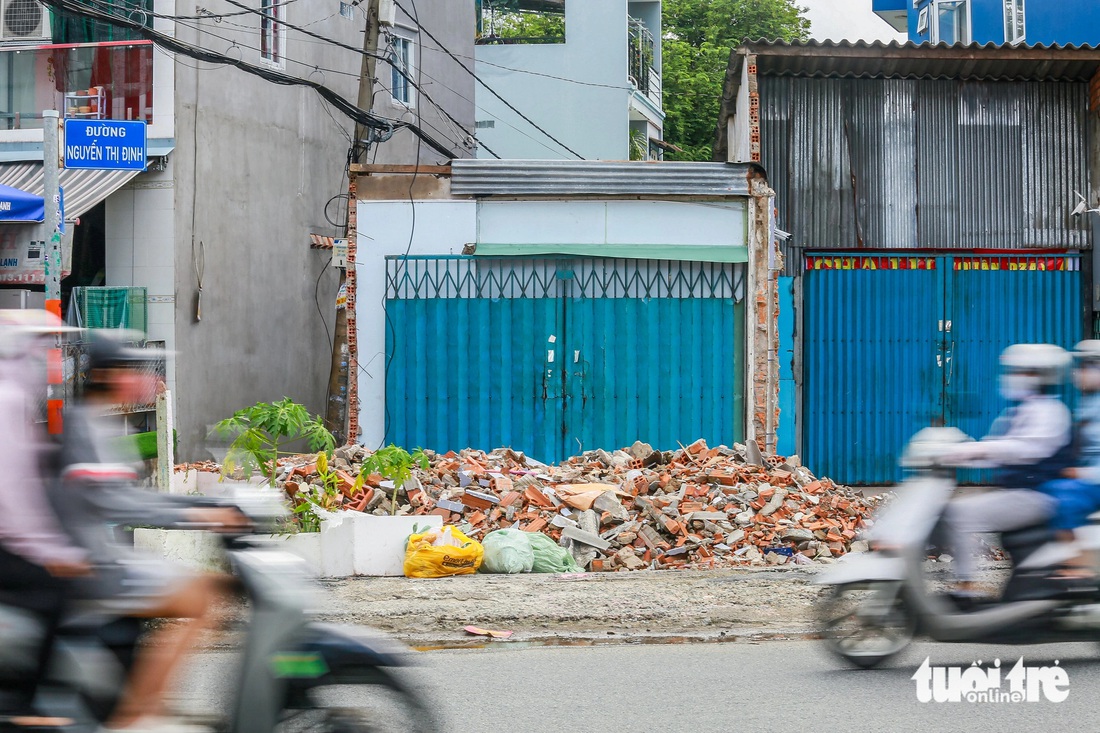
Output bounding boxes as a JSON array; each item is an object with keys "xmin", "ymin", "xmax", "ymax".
[
  {"xmin": 463, "ymin": 625, "xmax": 514, "ymax": 639},
  {"xmin": 184, "ymin": 438, "xmax": 889, "ymax": 573}
]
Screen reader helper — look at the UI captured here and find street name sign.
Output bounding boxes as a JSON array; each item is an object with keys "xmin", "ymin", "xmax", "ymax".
[{"xmin": 63, "ymin": 120, "xmax": 147, "ymax": 171}]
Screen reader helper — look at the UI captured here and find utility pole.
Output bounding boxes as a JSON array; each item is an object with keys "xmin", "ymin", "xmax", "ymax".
[
  {"xmin": 325, "ymin": 0, "xmax": 381, "ymax": 444},
  {"xmin": 42, "ymin": 109, "xmax": 64, "ymax": 434}
]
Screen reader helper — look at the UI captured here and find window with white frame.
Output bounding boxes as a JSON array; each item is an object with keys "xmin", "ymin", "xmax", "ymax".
[
  {"xmin": 932, "ymin": 0, "xmax": 970, "ymax": 44},
  {"xmin": 260, "ymin": 0, "xmax": 282, "ymax": 64},
  {"xmin": 1004, "ymin": 0, "xmax": 1025, "ymax": 44},
  {"xmin": 389, "ymin": 35, "xmax": 415, "ymax": 107}
]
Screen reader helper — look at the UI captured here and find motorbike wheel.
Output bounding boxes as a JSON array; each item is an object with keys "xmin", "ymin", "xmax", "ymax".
[
  {"xmin": 278, "ymin": 677, "xmax": 437, "ymax": 733},
  {"xmin": 818, "ymin": 582, "xmax": 915, "ymax": 669}
]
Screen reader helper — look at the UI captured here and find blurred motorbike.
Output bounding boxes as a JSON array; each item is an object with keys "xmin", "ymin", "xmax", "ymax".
[
  {"xmin": 816, "ymin": 427, "xmax": 1100, "ymax": 669},
  {"xmin": 0, "ymin": 487, "xmax": 436, "ymax": 733}
]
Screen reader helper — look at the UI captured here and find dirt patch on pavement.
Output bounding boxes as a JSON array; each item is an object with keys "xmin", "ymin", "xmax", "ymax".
[{"xmin": 311, "ymin": 566, "xmax": 828, "ymax": 646}]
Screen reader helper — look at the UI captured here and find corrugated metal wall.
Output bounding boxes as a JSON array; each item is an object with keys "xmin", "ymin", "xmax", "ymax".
[
  {"xmin": 803, "ymin": 254, "xmax": 1082, "ymax": 485},
  {"xmin": 804, "ymin": 258, "xmax": 944, "ymax": 484},
  {"xmin": 761, "ymin": 77, "xmax": 1090, "ymax": 274}
]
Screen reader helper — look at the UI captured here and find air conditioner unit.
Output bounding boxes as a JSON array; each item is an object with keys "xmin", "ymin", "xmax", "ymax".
[{"xmin": 0, "ymin": 0, "xmax": 51, "ymax": 42}]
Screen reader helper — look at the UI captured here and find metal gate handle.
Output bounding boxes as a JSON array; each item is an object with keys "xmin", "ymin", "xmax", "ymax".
[{"xmin": 944, "ymin": 340, "xmax": 954, "ymax": 386}]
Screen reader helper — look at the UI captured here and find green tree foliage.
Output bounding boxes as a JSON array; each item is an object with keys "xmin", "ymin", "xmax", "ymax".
[
  {"xmin": 662, "ymin": 0, "xmax": 810, "ymax": 161},
  {"xmin": 478, "ymin": 1, "xmax": 565, "ymax": 43}
]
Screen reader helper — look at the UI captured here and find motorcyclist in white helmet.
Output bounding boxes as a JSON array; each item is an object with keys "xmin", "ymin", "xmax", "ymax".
[
  {"xmin": 0, "ymin": 310, "xmax": 91, "ymax": 726},
  {"xmin": 943, "ymin": 343, "xmax": 1074, "ymax": 595},
  {"xmin": 1034, "ymin": 339, "xmax": 1100, "ymax": 579}
]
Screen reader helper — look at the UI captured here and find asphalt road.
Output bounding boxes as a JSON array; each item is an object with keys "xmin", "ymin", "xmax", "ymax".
[{"xmin": 181, "ymin": 638, "xmax": 1100, "ymax": 733}]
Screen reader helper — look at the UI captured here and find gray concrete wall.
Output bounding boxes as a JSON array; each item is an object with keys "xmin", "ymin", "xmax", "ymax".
[
  {"xmin": 171, "ymin": 0, "xmax": 361, "ymax": 459},
  {"xmin": 370, "ymin": 0, "xmax": 477, "ymax": 166},
  {"xmin": 474, "ymin": 0, "xmax": 631, "ymax": 160}
]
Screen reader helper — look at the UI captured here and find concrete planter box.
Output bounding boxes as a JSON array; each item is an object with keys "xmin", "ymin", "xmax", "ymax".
[
  {"xmin": 268, "ymin": 531, "xmax": 322, "ymax": 570},
  {"xmin": 319, "ymin": 512, "xmax": 442, "ymax": 577},
  {"xmin": 170, "ymin": 470, "xmax": 271, "ymax": 496},
  {"xmin": 133, "ymin": 528, "xmax": 229, "ymax": 573},
  {"xmin": 134, "ymin": 512, "xmax": 440, "ymax": 578}
]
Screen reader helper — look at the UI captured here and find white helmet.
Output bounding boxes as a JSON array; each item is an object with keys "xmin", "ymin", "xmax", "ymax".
[
  {"xmin": 1000, "ymin": 343, "xmax": 1071, "ymax": 384},
  {"xmin": 1074, "ymin": 340, "xmax": 1100, "ymax": 364},
  {"xmin": 1073, "ymin": 340, "xmax": 1100, "ymax": 392},
  {"xmin": 0, "ymin": 309, "xmax": 77, "ymax": 360},
  {"xmin": 999, "ymin": 343, "xmax": 1070, "ymax": 401}
]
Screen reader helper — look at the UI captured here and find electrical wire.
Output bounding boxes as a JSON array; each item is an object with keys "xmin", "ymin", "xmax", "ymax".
[
  {"xmin": 166, "ymin": 13, "xmax": 367, "ymax": 81},
  {"xmin": 371, "ymin": 39, "xmax": 479, "ymax": 155},
  {"xmin": 169, "ymin": 8, "xmax": 493, "ymax": 156},
  {"xmin": 376, "ymin": 33, "xmax": 483, "ymax": 156},
  {"xmin": 381, "ymin": 0, "xmax": 425, "ymax": 450},
  {"xmin": 409, "ymin": 63, "xmax": 566, "ymax": 158},
  {"xmin": 392, "ymin": 0, "xmax": 585, "ymax": 160},
  {"xmin": 219, "ymin": 0, "xmax": 391, "ymax": 62},
  {"xmin": 38, "ymin": 0, "xmax": 460, "ymax": 159},
  {"xmin": 421, "ymin": 44, "xmax": 635, "ymax": 91},
  {"xmin": 91, "ymin": 0, "xmax": 498, "ymax": 156},
  {"xmin": 314, "ymin": 251, "xmax": 334, "ymax": 354}
]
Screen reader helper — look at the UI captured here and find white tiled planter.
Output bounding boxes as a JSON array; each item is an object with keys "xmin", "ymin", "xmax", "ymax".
[
  {"xmin": 133, "ymin": 528, "xmax": 228, "ymax": 573},
  {"xmin": 319, "ymin": 512, "xmax": 442, "ymax": 577}
]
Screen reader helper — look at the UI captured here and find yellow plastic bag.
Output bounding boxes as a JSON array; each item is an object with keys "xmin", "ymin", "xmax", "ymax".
[{"xmin": 403, "ymin": 525, "xmax": 484, "ymax": 578}]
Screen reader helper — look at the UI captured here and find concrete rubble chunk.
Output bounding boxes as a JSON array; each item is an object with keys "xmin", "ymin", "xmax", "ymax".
[
  {"xmin": 758, "ymin": 488, "xmax": 788, "ymax": 517},
  {"xmin": 744, "ymin": 439, "xmax": 764, "ymax": 467},
  {"xmin": 561, "ymin": 525, "xmax": 611, "ymax": 551},
  {"xmin": 615, "ymin": 547, "xmax": 647, "ymax": 571},
  {"xmin": 592, "ymin": 491, "xmax": 629, "ymax": 521},
  {"xmin": 435, "ymin": 498, "xmax": 465, "ymax": 514},
  {"xmin": 780, "ymin": 528, "xmax": 814, "ymax": 543},
  {"xmin": 686, "ymin": 511, "xmax": 727, "ymax": 523}
]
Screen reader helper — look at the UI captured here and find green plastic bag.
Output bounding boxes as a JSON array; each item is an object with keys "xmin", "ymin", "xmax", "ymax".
[
  {"xmin": 481, "ymin": 529, "xmax": 534, "ymax": 574},
  {"xmin": 527, "ymin": 531, "xmax": 582, "ymax": 573}
]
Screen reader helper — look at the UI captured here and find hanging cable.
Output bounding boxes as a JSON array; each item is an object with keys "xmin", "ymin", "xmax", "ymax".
[
  {"xmin": 392, "ymin": 0, "xmax": 585, "ymax": 160},
  {"xmin": 39, "ymin": 0, "xmax": 460, "ymax": 159}
]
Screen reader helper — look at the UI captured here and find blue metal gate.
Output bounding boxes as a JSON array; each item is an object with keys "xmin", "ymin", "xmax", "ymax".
[
  {"xmin": 385, "ymin": 256, "xmax": 746, "ymax": 462},
  {"xmin": 804, "ymin": 253, "xmax": 1082, "ymax": 485}
]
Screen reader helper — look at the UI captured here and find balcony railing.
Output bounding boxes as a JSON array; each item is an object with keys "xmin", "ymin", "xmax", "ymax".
[
  {"xmin": 0, "ymin": 40, "xmax": 154, "ymax": 131},
  {"xmin": 627, "ymin": 16, "xmax": 660, "ymax": 109}
]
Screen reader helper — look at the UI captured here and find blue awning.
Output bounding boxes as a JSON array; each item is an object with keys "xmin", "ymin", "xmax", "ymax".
[{"xmin": 0, "ymin": 183, "xmax": 43, "ymax": 223}]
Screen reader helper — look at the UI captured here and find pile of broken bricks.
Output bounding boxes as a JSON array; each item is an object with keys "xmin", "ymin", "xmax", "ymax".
[{"xmin": 263, "ymin": 438, "xmax": 888, "ymax": 572}]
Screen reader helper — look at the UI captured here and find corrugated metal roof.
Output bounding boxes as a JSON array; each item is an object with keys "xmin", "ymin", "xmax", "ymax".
[
  {"xmin": 0, "ymin": 163, "xmax": 140, "ymax": 221},
  {"xmin": 451, "ymin": 160, "xmax": 754, "ymax": 197},
  {"xmin": 741, "ymin": 39, "xmax": 1100, "ymax": 82}
]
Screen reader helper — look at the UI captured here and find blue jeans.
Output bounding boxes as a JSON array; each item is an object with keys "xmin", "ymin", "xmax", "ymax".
[{"xmin": 1040, "ymin": 478, "xmax": 1100, "ymax": 531}]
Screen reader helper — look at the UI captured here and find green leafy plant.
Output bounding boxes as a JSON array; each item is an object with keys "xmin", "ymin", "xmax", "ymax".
[
  {"xmin": 359, "ymin": 444, "xmax": 428, "ymax": 516},
  {"xmin": 213, "ymin": 397, "xmax": 335, "ymax": 486},
  {"xmin": 289, "ymin": 451, "xmax": 354, "ymax": 532}
]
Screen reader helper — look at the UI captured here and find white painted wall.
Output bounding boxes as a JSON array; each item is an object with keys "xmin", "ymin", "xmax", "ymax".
[
  {"xmin": 104, "ymin": 160, "xmax": 177, "ymax": 396},
  {"xmin": 475, "ymin": 1, "xmax": 631, "ymax": 160},
  {"xmin": 477, "ymin": 200, "xmax": 748, "ymax": 247},
  {"xmin": 354, "ymin": 200, "xmax": 476, "ymax": 448}
]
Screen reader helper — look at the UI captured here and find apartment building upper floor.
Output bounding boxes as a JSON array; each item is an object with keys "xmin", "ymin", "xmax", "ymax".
[
  {"xmin": 473, "ymin": 0, "xmax": 664, "ymax": 161},
  {"xmin": 874, "ymin": 0, "xmax": 1100, "ymax": 46}
]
